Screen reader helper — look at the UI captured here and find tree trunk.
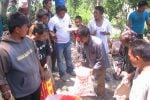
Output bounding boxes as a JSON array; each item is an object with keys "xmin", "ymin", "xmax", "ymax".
[
  {"xmin": 1, "ymin": 0, "xmax": 9, "ymax": 15},
  {"xmin": 28, "ymin": 0, "xmax": 31, "ymax": 19}
]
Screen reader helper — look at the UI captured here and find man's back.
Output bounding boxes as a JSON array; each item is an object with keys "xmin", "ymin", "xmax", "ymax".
[{"xmin": 130, "ymin": 67, "xmax": 150, "ymax": 100}]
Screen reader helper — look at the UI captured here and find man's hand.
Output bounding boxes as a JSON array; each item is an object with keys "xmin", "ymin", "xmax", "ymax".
[
  {"xmin": 91, "ymin": 30, "xmax": 96, "ymax": 35},
  {"xmin": 90, "ymin": 68, "xmax": 96, "ymax": 75},
  {"xmin": 101, "ymin": 32, "xmax": 109, "ymax": 35},
  {"xmin": 116, "ymin": 67, "xmax": 122, "ymax": 76},
  {"xmin": 52, "ymin": 34, "xmax": 58, "ymax": 41},
  {"xmin": 2, "ymin": 90, "xmax": 12, "ymax": 100},
  {"xmin": 40, "ymin": 67, "xmax": 46, "ymax": 81},
  {"xmin": 0, "ymin": 85, "xmax": 12, "ymax": 100},
  {"xmin": 121, "ymin": 71, "xmax": 134, "ymax": 81}
]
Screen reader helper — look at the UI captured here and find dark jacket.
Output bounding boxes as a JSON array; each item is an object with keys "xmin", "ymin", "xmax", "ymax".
[
  {"xmin": 118, "ymin": 44, "xmax": 136, "ymax": 73},
  {"xmin": 0, "ymin": 33, "xmax": 41, "ymax": 98}
]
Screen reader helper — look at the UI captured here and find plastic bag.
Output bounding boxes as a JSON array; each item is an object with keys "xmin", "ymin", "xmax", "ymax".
[
  {"xmin": 40, "ymin": 79, "xmax": 55, "ymax": 100},
  {"xmin": 114, "ymin": 77, "xmax": 131, "ymax": 100},
  {"xmin": 73, "ymin": 67, "xmax": 96, "ymax": 96}
]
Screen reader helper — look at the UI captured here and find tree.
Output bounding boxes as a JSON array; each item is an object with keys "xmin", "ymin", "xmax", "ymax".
[
  {"xmin": 0, "ymin": 0, "xmax": 9, "ymax": 15},
  {"xmin": 66, "ymin": 0, "xmax": 93, "ymax": 24}
]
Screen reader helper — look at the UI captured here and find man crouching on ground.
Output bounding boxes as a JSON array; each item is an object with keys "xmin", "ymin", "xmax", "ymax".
[
  {"xmin": 0, "ymin": 12, "xmax": 45, "ymax": 100},
  {"xmin": 77, "ymin": 26, "xmax": 110, "ymax": 99}
]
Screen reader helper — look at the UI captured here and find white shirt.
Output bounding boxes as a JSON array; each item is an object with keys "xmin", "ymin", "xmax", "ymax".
[
  {"xmin": 129, "ymin": 67, "xmax": 150, "ymax": 100},
  {"xmin": 88, "ymin": 17, "xmax": 111, "ymax": 53},
  {"xmin": 48, "ymin": 13, "xmax": 72, "ymax": 43}
]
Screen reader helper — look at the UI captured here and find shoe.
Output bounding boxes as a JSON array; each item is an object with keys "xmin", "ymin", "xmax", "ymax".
[
  {"xmin": 60, "ymin": 75, "xmax": 67, "ymax": 82},
  {"xmin": 67, "ymin": 71, "xmax": 76, "ymax": 76}
]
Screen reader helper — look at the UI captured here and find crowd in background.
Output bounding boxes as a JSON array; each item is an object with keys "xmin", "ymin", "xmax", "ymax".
[{"xmin": 0, "ymin": 0, "xmax": 150, "ymax": 100}]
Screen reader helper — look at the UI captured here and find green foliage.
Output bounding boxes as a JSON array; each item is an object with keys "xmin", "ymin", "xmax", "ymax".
[
  {"xmin": 0, "ymin": 14, "xmax": 8, "ymax": 31},
  {"xmin": 103, "ymin": 0, "xmax": 125, "ymax": 21},
  {"xmin": 66, "ymin": 0, "xmax": 93, "ymax": 24},
  {"xmin": 127, "ymin": 0, "xmax": 141, "ymax": 9},
  {"xmin": 103, "ymin": 0, "xmax": 127, "ymax": 31},
  {"xmin": 30, "ymin": 0, "xmax": 43, "ymax": 22}
]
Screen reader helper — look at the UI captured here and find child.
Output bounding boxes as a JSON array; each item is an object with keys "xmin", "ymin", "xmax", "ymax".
[
  {"xmin": 28, "ymin": 9, "xmax": 49, "ymax": 36},
  {"xmin": 7, "ymin": 0, "xmax": 17, "ymax": 17},
  {"xmin": 73, "ymin": 15, "xmax": 83, "ymax": 45},
  {"xmin": 32, "ymin": 23, "xmax": 56, "ymax": 92},
  {"xmin": 32, "ymin": 23, "xmax": 50, "ymax": 67}
]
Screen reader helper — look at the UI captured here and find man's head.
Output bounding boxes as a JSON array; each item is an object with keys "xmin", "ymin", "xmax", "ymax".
[
  {"xmin": 120, "ymin": 27, "xmax": 137, "ymax": 47},
  {"xmin": 75, "ymin": 16, "xmax": 82, "ymax": 27},
  {"xmin": 56, "ymin": 5, "xmax": 67, "ymax": 18},
  {"xmin": 8, "ymin": 12, "xmax": 29, "ymax": 38},
  {"xmin": 94, "ymin": 6, "xmax": 104, "ymax": 21},
  {"xmin": 18, "ymin": 0, "xmax": 28, "ymax": 16},
  {"xmin": 137, "ymin": 1, "xmax": 148, "ymax": 12},
  {"xmin": 33, "ymin": 23, "xmax": 49, "ymax": 41},
  {"xmin": 43, "ymin": 0, "xmax": 52, "ymax": 10},
  {"xmin": 36, "ymin": 9, "xmax": 49, "ymax": 24},
  {"xmin": 128, "ymin": 39, "xmax": 150, "ymax": 69},
  {"xmin": 77, "ymin": 26, "xmax": 90, "ymax": 44}
]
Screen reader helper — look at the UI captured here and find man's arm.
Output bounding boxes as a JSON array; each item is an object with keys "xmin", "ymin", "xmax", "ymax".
[
  {"xmin": 87, "ymin": 21, "xmax": 96, "ymax": 36},
  {"xmin": 0, "ymin": 48, "xmax": 12, "ymax": 100},
  {"xmin": 48, "ymin": 18, "xmax": 58, "ymax": 41},
  {"xmin": 45, "ymin": 40, "xmax": 51, "ymax": 68},
  {"xmin": 32, "ymin": 41, "xmax": 46, "ymax": 80},
  {"xmin": 127, "ymin": 13, "xmax": 132, "ymax": 28},
  {"xmin": 106, "ymin": 21, "xmax": 112, "ymax": 35},
  {"xmin": 78, "ymin": 44, "xmax": 86, "ymax": 66},
  {"xmin": 93, "ymin": 42, "xmax": 105, "ymax": 69}
]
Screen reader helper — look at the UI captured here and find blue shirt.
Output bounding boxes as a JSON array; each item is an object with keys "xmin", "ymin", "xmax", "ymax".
[{"xmin": 129, "ymin": 11, "xmax": 149, "ymax": 34}]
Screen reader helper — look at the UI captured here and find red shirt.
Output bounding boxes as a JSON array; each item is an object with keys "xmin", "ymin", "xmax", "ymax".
[{"xmin": 73, "ymin": 31, "xmax": 80, "ymax": 42}]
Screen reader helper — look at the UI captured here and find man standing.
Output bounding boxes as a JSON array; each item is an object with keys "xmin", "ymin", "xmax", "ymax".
[
  {"xmin": 77, "ymin": 26, "xmax": 110, "ymax": 99},
  {"xmin": 43, "ymin": 0, "xmax": 58, "ymax": 72},
  {"xmin": 43, "ymin": 0, "xmax": 53, "ymax": 19},
  {"xmin": 48, "ymin": 5, "xmax": 75, "ymax": 81},
  {"xmin": 88, "ymin": 6, "xmax": 111, "ymax": 54},
  {"xmin": 127, "ymin": 1, "xmax": 150, "ymax": 39},
  {"xmin": 128, "ymin": 39, "xmax": 150, "ymax": 100},
  {"xmin": 0, "ymin": 12, "xmax": 44, "ymax": 100},
  {"xmin": 7, "ymin": 0, "xmax": 17, "ymax": 17}
]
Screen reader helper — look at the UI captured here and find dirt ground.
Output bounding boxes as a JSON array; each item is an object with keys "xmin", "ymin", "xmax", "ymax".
[
  {"xmin": 53, "ymin": 45, "xmax": 120, "ymax": 100},
  {"xmin": 0, "ymin": 45, "xmax": 120, "ymax": 100}
]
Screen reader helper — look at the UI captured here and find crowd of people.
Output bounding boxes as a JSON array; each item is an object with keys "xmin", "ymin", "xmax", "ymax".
[{"xmin": 0, "ymin": 0, "xmax": 150, "ymax": 100}]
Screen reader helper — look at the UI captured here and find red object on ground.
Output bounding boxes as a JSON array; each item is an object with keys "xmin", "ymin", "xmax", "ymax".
[{"xmin": 61, "ymin": 95, "xmax": 82, "ymax": 100}]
